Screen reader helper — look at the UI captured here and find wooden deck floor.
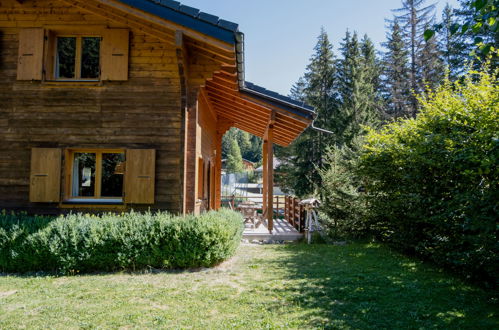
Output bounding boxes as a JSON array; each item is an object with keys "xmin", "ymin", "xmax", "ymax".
[{"xmin": 242, "ymin": 218, "xmax": 303, "ymax": 241}]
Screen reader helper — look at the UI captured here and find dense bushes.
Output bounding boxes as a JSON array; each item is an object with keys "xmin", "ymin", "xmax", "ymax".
[
  {"xmin": 358, "ymin": 70, "xmax": 498, "ymax": 282},
  {"xmin": 0, "ymin": 209, "xmax": 243, "ymax": 274}
]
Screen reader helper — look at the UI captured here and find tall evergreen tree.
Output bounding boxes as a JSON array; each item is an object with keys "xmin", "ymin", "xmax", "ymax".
[
  {"xmin": 382, "ymin": 19, "xmax": 411, "ymax": 118},
  {"xmin": 440, "ymin": 4, "xmax": 468, "ymax": 79},
  {"xmin": 289, "ymin": 76, "xmax": 307, "ymax": 102},
  {"xmin": 276, "ymin": 28, "xmax": 337, "ymax": 197},
  {"xmin": 360, "ymin": 34, "xmax": 384, "ymax": 119},
  {"xmin": 393, "ymin": 0, "xmax": 438, "ymax": 115},
  {"xmin": 420, "ymin": 27, "xmax": 445, "ymax": 91},
  {"xmin": 337, "ymin": 31, "xmax": 380, "ymax": 144},
  {"xmin": 221, "ymin": 128, "xmax": 237, "ymax": 158},
  {"xmin": 226, "ymin": 139, "xmax": 243, "ymax": 173}
]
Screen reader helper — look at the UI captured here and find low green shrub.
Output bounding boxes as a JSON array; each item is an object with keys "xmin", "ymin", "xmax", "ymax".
[{"xmin": 0, "ymin": 209, "xmax": 243, "ymax": 274}]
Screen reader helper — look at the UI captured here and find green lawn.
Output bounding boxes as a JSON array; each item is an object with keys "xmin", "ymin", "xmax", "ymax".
[{"xmin": 0, "ymin": 243, "xmax": 497, "ymax": 329}]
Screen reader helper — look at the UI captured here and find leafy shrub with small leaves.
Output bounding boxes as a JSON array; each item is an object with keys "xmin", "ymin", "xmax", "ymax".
[
  {"xmin": 0, "ymin": 209, "xmax": 243, "ymax": 274},
  {"xmin": 359, "ymin": 69, "xmax": 498, "ymax": 283}
]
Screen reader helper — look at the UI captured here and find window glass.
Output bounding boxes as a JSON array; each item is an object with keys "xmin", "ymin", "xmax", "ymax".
[
  {"xmin": 81, "ymin": 37, "xmax": 100, "ymax": 79},
  {"xmin": 56, "ymin": 37, "xmax": 76, "ymax": 79},
  {"xmin": 72, "ymin": 153, "xmax": 96, "ymax": 197},
  {"xmin": 101, "ymin": 153, "xmax": 125, "ymax": 197}
]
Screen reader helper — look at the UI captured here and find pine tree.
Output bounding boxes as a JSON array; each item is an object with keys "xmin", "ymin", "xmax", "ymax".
[
  {"xmin": 440, "ymin": 4, "xmax": 468, "ymax": 80},
  {"xmin": 420, "ymin": 27, "xmax": 445, "ymax": 91},
  {"xmin": 221, "ymin": 128, "xmax": 237, "ymax": 158},
  {"xmin": 237, "ymin": 130, "xmax": 252, "ymax": 160},
  {"xmin": 360, "ymin": 34, "xmax": 384, "ymax": 121},
  {"xmin": 226, "ymin": 139, "xmax": 243, "ymax": 173},
  {"xmin": 383, "ymin": 19, "xmax": 412, "ymax": 118},
  {"xmin": 337, "ymin": 31, "xmax": 380, "ymax": 144},
  {"xmin": 393, "ymin": 0, "xmax": 437, "ymax": 115},
  {"xmin": 289, "ymin": 76, "xmax": 307, "ymax": 102},
  {"xmin": 276, "ymin": 28, "xmax": 337, "ymax": 197}
]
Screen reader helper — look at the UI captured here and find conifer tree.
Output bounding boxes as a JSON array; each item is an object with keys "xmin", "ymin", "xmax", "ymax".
[
  {"xmin": 420, "ymin": 28, "xmax": 445, "ymax": 91},
  {"xmin": 226, "ymin": 139, "xmax": 244, "ymax": 173},
  {"xmin": 382, "ymin": 19, "xmax": 411, "ymax": 118},
  {"xmin": 393, "ymin": 0, "xmax": 438, "ymax": 115},
  {"xmin": 276, "ymin": 28, "xmax": 337, "ymax": 197},
  {"xmin": 440, "ymin": 4, "xmax": 468, "ymax": 79},
  {"xmin": 221, "ymin": 128, "xmax": 237, "ymax": 158},
  {"xmin": 337, "ymin": 31, "xmax": 380, "ymax": 144}
]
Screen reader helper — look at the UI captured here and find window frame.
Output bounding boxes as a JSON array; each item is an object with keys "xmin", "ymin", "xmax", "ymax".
[
  {"xmin": 53, "ymin": 34, "xmax": 102, "ymax": 82},
  {"xmin": 64, "ymin": 149, "xmax": 125, "ymax": 204}
]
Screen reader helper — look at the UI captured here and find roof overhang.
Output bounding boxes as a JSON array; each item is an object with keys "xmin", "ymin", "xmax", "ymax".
[
  {"xmin": 202, "ymin": 71, "xmax": 314, "ymax": 147},
  {"xmin": 77, "ymin": 0, "xmax": 315, "ymax": 145}
]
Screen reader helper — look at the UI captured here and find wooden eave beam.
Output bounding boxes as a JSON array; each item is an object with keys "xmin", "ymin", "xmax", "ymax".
[
  {"xmin": 207, "ymin": 95, "xmax": 270, "ymax": 122},
  {"xmin": 210, "ymin": 74, "xmax": 239, "ymax": 89},
  {"xmin": 186, "ymin": 37, "xmax": 236, "ymax": 65},
  {"xmin": 93, "ymin": 0, "xmax": 236, "ymax": 53},
  {"xmin": 205, "ymin": 81, "xmax": 273, "ymax": 117},
  {"xmin": 62, "ymin": 0, "xmax": 237, "ymax": 68},
  {"xmin": 210, "ymin": 103, "xmax": 268, "ymax": 130},
  {"xmin": 206, "ymin": 90, "xmax": 270, "ymax": 119},
  {"xmin": 264, "ymin": 111, "xmax": 276, "ymax": 140},
  {"xmin": 61, "ymin": 0, "xmax": 176, "ymax": 44},
  {"xmin": 207, "ymin": 89, "xmax": 306, "ymax": 134},
  {"xmin": 240, "ymin": 93, "xmax": 313, "ymax": 125},
  {"xmin": 217, "ymin": 116, "xmax": 234, "ymax": 134},
  {"xmin": 212, "ymin": 104, "xmax": 290, "ymax": 145},
  {"xmin": 199, "ymin": 88, "xmax": 217, "ymax": 122}
]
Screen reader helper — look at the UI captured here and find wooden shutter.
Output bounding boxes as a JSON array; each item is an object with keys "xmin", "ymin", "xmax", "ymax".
[
  {"xmin": 101, "ymin": 29, "xmax": 129, "ymax": 81},
  {"xmin": 43, "ymin": 30, "xmax": 57, "ymax": 80},
  {"xmin": 29, "ymin": 148, "xmax": 61, "ymax": 203},
  {"xmin": 17, "ymin": 28, "xmax": 45, "ymax": 80},
  {"xmin": 125, "ymin": 149, "xmax": 155, "ymax": 204}
]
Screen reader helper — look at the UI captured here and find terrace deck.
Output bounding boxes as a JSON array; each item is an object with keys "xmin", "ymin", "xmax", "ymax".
[{"xmin": 242, "ymin": 218, "xmax": 303, "ymax": 241}]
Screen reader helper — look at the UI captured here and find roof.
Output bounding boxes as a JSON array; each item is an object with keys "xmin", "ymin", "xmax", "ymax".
[
  {"xmin": 118, "ymin": 0, "xmax": 239, "ymax": 44},
  {"xmin": 242, "ymin": 82, "xmax": 315, "ymax": 121},
  {"xmin": 113, "ymin": 0, "xmax": 315, "ymax": 144}
]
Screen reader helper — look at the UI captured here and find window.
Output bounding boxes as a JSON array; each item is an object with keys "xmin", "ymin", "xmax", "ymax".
[
  {"xmin": 17, "ymin": 28, "xmax": 129, "ymax": 82},
  {"xmin": 55, "ymin": 36, "xmax": 101, "ymax": 80},
  {"xmin": 67, "ymin": 150, "xmax": 125, "ymax": 203}
]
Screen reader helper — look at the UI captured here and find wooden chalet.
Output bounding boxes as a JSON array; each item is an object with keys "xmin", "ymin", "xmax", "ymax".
[{"xmin": 0, "ymin": 0, "xmax": 315, "ymax": 230}]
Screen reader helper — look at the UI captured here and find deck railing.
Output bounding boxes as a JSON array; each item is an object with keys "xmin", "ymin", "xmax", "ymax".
[{"xmin": 222, "ymin": 195, "xmax": 305, "ymax": 232}]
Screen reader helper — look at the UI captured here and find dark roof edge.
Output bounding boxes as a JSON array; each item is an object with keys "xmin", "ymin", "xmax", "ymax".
[
  {"xmin": 240, "ymin": 84, "xmax": 316, "ymax": 121},
  {"xmin": 119, "ymin": 0, "xmax": 237, "ymax": 44}
]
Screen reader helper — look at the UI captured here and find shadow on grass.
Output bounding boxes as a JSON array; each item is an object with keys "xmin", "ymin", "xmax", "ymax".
[{"xmin": 260, "ymin": 242, "xmax": 498, "ymax": 329}]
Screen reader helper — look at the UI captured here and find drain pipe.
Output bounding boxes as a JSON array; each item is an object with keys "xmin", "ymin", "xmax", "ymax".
[{"xmin": 310, "ymin": 121, "xmax": 334, "ymax": 135}]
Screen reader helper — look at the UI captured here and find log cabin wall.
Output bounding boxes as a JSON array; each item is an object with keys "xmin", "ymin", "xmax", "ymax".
[
  {"xmin": 0, "ymin": 0, "xmax": 187, "ymax": 213},
  {"xmin": 183, "ymin": 52, "xmax": 222, "ymax": 214},
  {"xmin": 193, "ymin": 90, "xmax": 217, "ymax": 214}
]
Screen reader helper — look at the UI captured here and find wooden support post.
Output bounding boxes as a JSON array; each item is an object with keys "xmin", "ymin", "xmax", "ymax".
[
  {"xmin": 267, "ymin": 124, "xmax": 274, "ymax": 232},
  {"xmin": 214, "ymin": 131, "xmax": 223, "ymax": 209},
  {"xmin": 262, "ymin": 140, "xmax": 268, "ymax": 217}
]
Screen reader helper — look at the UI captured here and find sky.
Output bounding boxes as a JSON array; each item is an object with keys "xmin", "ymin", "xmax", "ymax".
[{"xmin": 180, "ymin": 0, "xmax": 461, "ymax": 95}]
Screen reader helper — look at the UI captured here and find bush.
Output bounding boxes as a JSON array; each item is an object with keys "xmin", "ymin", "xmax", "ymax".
[
  {"xmin": 0, "ymin": 209, "xmax": 243, "ymax": 274},
  {"xmin": 359, "ymin": 70, "xmax": 498, "ymax": 283}
]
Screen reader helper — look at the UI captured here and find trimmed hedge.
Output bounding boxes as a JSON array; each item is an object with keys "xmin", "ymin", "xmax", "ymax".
[
  {"xmin": 0, "ymin": 209, "xmax": 243, "ymax": 274},
  {"xmin": 358, "ymin": 70, "xmax": 498, "ymax": 283}
]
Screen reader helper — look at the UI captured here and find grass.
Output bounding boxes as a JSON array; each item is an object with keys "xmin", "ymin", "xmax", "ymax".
[{"xmin": 0, "ymin": 242, "xmax": 497, "ymax": 329}]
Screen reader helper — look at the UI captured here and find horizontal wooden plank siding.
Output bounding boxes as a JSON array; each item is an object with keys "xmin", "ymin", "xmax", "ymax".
[{"xmin": 0, "ymin": 0, "xmax": 185, "ymax": 213}]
